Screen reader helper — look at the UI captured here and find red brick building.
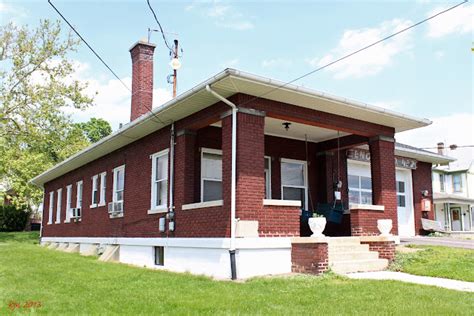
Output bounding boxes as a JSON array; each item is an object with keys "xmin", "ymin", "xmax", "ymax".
[{"xmin": 32, "ymin": 41, "xmax": 453, "ymax": 279}]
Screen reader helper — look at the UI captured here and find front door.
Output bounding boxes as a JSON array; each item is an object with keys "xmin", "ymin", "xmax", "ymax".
[
  {"xmin": 451, "ymin": 207, "xmax": 462, "ymax": 231},
  {"xmin": 396, "ymin": 169, "xmax": 415, "ymax": 237}
]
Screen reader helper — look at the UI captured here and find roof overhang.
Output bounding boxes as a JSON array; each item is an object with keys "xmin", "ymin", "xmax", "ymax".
[
  {"xmin": 433, "ymin": 193, "xmax": 474, "ymax": 205},
  {"xmin": 31, "ymin": 68, "xmax": 433, "ymax": 186},
  {"xmin": 394, "ymin": 146, "xmax": 455, "ymax": 165}
]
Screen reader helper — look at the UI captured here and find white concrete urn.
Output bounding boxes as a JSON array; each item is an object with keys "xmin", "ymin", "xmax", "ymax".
[
  {"xmin": 309, "ymin": 217, "xmax": 326, "ymax": 237},
  {"xmin": 377, "ymin": 219, "xmax": 393, "ymax": 236}
]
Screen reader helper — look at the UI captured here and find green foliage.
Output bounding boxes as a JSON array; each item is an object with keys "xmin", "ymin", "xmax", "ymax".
[
  {"xmin": 0, "ymin": 20, "xmax": 95, "ymax": 207},
  {"xmin": 0, "ymin": 205, "xmax": 31, "ymax": 232},
  {"xmin": 0, "ymin": 233, "xmax": 473, "ymax": 315},
  {"xmin": 76, "ymin": 117, "xmax": 112, "ymax": 143},
  {"xmin": 390, "ymin": 245, "xmax": 474, "ymax": 282}
]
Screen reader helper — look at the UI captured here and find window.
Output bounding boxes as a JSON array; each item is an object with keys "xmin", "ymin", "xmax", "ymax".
[
  {"xmin": 99, "ymin": 172, "xmax": 107, "ymax": 206},
  {"xmin": 348, "ymin": 175, "xmax": 372, "ymax": 205},
  {"xmin": 65, "ymin": 185, "xmax": 72, "ymax": 223},
  {"xmin": 56, "ymin": 188, "xmax": 62, "ymax": 224},
  {"xmin": 201, "ymin": 149, "xmax": 222, "ymax": 202},
  {"xmin": 396, "ymin": 181, "xmax": 406, "ymax": 207},
  {"xmin": 48, "ymin": 191, "xmax": 54, "ymax": 224},
  {"xmin": 453, "ymin": 174, "xmax": 462, "ymax": 192},
  {"xmin": 113, "ymin": 165, "xmax": 125, "ymax": 211},
  {"xmin": 151, "ymin": 149, "xmax": 169, "ymax": 211},
  {"xmin": 91, "ymin": 175, "xmax": 99, "ymax": 207},
  {"xmin": 439, "ymin": 174, "xmax": 445, "ymax": 192},
  {"xmin": 264, "ymin": 156, "xmax": 272, "ymax": 199},
  {"xmin": 281, "ymin": 159, "xmax": 307, "ymax": 209},
  {"xmin": 154, "ymin": 246, "xmax": 164, "ymax": 266},
  {"xmin": 76, "ymin": 181, "xmax": 83, "ymax": 209}
]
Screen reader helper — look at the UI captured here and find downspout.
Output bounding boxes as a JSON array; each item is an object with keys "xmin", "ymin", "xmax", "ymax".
[
  {"xmin": 169, "ymin": 123, "xmax": 175, "ymax": 229},
  {"xmin": 205, "ymin": 84, "xmax": 238, "ymax": 280}
]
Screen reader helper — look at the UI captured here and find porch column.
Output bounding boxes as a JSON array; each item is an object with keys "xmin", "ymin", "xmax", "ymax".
[
  {"xmin": 222, "ymin": 109, "xmax": 266, "ymax": 221},
  {"xmin": 174, "ymin": 129, "xmax": 196, "ymax": 207},
  {"xmin": 369, "ymin": 136, "xmax": 398, "ymax": 235}
]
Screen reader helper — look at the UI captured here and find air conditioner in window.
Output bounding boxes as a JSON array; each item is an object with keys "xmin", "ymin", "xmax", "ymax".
[
  {"xmin": 71, "ymin": 207, "xmax": 82, "ymax": 219},
  {"xmin": 108, "ymin": 201, "xmax": 123, "ymax": 214}
]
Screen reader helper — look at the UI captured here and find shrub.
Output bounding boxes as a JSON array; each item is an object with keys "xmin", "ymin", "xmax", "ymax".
[{"xmin": 0, "ymin": 205, "xmax": 31, "ymax": 232}]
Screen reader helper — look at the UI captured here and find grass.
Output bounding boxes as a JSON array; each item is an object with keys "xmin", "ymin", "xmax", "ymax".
[
  {"xmin": 0, "ymin": 232, "xmax": 473, "ymax": 315},
  {"xmin": 390, "ymin": 245, "xmax": 474, "ymax": 282}
]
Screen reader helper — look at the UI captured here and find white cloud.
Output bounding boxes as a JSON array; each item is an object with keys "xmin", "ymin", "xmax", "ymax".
[
  {"xmin": 426, "ymin": 4, "xmax": 473, "ymax": 38},
  {"xmin": 186, "ymin": 0, "xmax": 254, "ymax": 31},
  {"xmin": 63, "ymin": 61, "xmax": 172, "ymax": 130},
  {"xmin": 396, "ymin": 113, "xmax": 474, "ymax": 166},
  {"xmin": 0, "ymin": 2, "xmax": 27, "ymax": 20},
  {"xmin": 307, "ymin": 19, "xmax": 413, "ymax": 79},
  {"xmin": 261, "ymin": 58, "xmax": 293, "ymax": 69},
  {"xmin": 220, "ymin": 58, "xmax": 239, "ymax": 68},
  {"xmin": 434, "ymin": 50, "xmax": 445, "ymax": 59}
]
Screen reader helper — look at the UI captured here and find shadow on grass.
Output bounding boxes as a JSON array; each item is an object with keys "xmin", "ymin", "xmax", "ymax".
[{"xmin": 0, "ymin": 231, "xmax": 40, "ymax": 244}]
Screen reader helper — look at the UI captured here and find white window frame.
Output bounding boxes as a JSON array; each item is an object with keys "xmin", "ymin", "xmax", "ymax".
[
  {"xmin": 48, "ymin": 191, "xmax": 54, "ymax": 224},
  {"xmin": 99, "ymin": 172, "xmax": 107, "ymax": 206},
  {"xmin": 55, "ymin": 188, "xmax": 62, "ymax": 224},
  {"xmin": 201, "ymin": 148, "xmax": 223, "ymax": 202},
  {"xmin": 113, "ymin": 164, "xmax": 126, "ymax": 205},
  {"xmin": 453, "ymin": 174, "xmax": 462, "ymax": 193},
  {"xmin": 149, "ymin": 149, "xmax": 169, "ymax": 214},
  {"xmin": 264, "ymin": 156, "xmax": 272, "ymax": 199},
  {"xmin": 65, "ymin": 185, "xmax": 72, "ymax": 223},
  {"xmin": 280, "ymin": 158, "xmax": 308, "ymax": 210},
  {"xmin": 90, "ymin": 174, "xmax": 99, "ymax": 208},
  {"xmin": 76, "ymin": 180, "xmax": 83, "ymax": 209},
  {"xmin": 439, "ymin": 173, "xmax": 445, "ymax": 192},
  {"xmin": 347, "ymin": 161, "xmax": 373, "ymax": 206}
]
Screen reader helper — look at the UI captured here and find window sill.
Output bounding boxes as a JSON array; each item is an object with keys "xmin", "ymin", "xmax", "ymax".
[
  {"xmin": 349, "ymin": 204, "xmax": 385, "ymax": 211},
  {"xmin": 90, "ymin": 204, "xmax": 98, "ymax": 209},
  {"xmin": 182, "ymin": 200, "xmax": 223, "ymax": 210},
  {"xmin": 97, "ymin": 203, "xmax": 106, "ymax": 207},
  {"xmin": 47, "ymin": 222, "xmax": 52, "ymax": 225},
  {"xmin": 263, "ymin": 199, "xmax": 301, "ymax": 207},
  {"xmin": 109, "ymin": 212, "xmax": 124, "ymax": 218},
  {"xmin": 148, "ymin": 207, "xmax": 168, "ymax": 214}
]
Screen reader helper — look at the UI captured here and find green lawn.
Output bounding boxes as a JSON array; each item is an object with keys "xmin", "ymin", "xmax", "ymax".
[
  {"xmin": 391, "ymin": 245, "xmax": 474, "ymax": 282},
  {"xmin": 1, "ymin": 233, "xmax": 473, "ymax": 315}
]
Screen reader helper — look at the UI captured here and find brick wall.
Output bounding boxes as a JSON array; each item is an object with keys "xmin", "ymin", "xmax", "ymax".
[
  {"xmin": 130, "ymin": 42, "xmax": 155, "ymax": 121},
  {"xmin": 291, "ymin": 242, "xmax": 329, "ymax": 274},
  {"xmin": 259, "ymin": 206, "xmax": 300, "ymax": 237},
  {"xmin": 350, "ymin": 209, "xmax": 387, "ymax": 236},
  {"xmin": 361, "ymin": 240, "xmax": 396, "ymax": 262},
  {"xmin": 412, "ymin": 162, "xmax": 434, "ymax": 235}
]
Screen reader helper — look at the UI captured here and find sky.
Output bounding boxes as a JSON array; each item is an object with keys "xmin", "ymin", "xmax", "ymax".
[{"xmin": 1, "ymin": 0, "xmax": 473, "ymax": 165}]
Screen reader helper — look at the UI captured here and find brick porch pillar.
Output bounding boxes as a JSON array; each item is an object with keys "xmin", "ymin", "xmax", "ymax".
[
  {"xmin": 369, "ymin": 136, "xmax": 398, "ymax": 235},
  {"xmin": 174, "ymin": 129, "xmax": 196, "ymax": 208},
  {"xmin": 222, "ymin": 109, "xmax": 266, "ymax": 221}
]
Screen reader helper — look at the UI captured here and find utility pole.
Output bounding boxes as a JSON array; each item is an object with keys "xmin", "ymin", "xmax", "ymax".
[{"xmin": 172, "ymin": 39, "xmax": 178, "ymax": 98}]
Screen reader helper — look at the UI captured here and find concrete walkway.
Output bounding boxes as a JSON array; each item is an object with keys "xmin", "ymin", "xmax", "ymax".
[
  {"xmin": 401, "ymin": 237, "xmax": 474, "ymax": 249},
  {"xmin": 346, "ymin": 271, "xmax": 474, "ymax": 292}
]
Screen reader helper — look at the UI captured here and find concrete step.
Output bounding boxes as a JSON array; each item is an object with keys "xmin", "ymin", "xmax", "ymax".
[
  {"xmin": 330, "ymin": 259, "xmax": 389, "ymax": 274},
  {"xmin": 326, "ymin": 237, "xmax": 361, "ymax": 245},
  {"xmin": 328, "ymin": 251, "xmax": 379, "ymax": 262},
  {"xmin": 328, "ymin": 244, "xmax": 370, "ymax": 254}
]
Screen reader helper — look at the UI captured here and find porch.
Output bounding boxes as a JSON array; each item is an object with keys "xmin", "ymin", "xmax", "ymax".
[
  {"xmin": 433, "ymin": 193, "xmax": 474, "ymax": 232},
  {"xmin": 173, "ymin": 92, "xmax": 400, "ymax": 238}
]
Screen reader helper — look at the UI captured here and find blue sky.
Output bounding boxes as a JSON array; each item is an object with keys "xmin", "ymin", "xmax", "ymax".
[{"xmin": 1, "ymin": 0, "xmax": 473, "ymax": 163}]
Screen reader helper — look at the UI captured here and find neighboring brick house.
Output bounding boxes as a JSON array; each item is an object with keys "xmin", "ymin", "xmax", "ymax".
[{"xmin": 32, "ymin": 40, "xmax": 453, "ymax": 279}]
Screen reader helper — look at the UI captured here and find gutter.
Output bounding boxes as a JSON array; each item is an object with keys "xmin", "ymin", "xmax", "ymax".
[{"xmin": 205, "ymin": 84, "xmax": 238, "ymax": 280}]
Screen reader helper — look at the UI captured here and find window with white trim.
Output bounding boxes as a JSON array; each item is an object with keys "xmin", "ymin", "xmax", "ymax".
[
  {"xmin": 201, "ymin": 148, "xmax": 222, "ymax": 202},
  {"xmin": 112, "ymin": 165, "xmax": 125, "ymax": 211},
  {"xmin": 151, "ymin": 149, "xmax": 169, "ymax": 210},
  {"xmin": 91, "ymin": 175, "xmax": 99, "ymax": 207},
  {"xmin": 348, "ymin": 162, "xmax": 372, "ymax": 205},
  {"xmin": 264, "ymin": 156, "xmax": 272, "ymax": 199},
  {"xmin": 99, "ymin": 172, "xmax": 106, "ymax": 206},
  {"xmin": 281, "ymin": 159, "xmax": 307, "ymax": 209},
  {"xmin": 76, "ymin": 181, "xmax": 83, "ymax": 209},
  {"xmin": 65, "ymin": 185, "xmax": 72, "ymax": 222},
  {"xmin": 55, "ymin": 188, "xmax": 62, "ymax": 224},
  {"xmin": 48, "ymin": 191, "xmax": 54, "ymax": 224},
  {"xmin": 439, "ymin": 174, "xmax": 445, "ymax": 192},
  {"xmin": 453, "ymin": 174, "xmax": 462, "ymax": 192}
]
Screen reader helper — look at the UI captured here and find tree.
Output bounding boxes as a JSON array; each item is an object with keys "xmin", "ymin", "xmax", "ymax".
[
  {"xmin": 0, "ymin": 20, "xmax": 94, "ymax": 207},
  {"xmin": 76, "ymin": 118, "xmax": 112, "ymax": 143}
]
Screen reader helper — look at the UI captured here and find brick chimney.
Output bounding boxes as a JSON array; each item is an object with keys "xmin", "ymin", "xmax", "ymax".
[
  {"xmin": 129, "ymin": 41, "xmax": 156, "ymax": 121},
  {"xmin": 437, "ymin": 142, "xmax": 445, "ymax": 155}
]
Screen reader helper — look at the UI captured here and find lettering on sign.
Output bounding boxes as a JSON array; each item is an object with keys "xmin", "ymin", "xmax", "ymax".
[{"xmin": 347, "ymin": 149, "xmax": 417, "ymax": 170}]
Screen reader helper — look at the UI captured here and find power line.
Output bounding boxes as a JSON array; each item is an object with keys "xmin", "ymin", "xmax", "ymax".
[
  {"xmin": 236, "ymin": 0, "xmax": 469, "ymax": 109},
  {"xmin": 48, "ymin": 0, "xmax": 170, "ymax": 128},
  {"xmin": 146, "ymin": 0, "xmax": 174, "ymax": 54},
  {"xmin": 48, "ymin": 0, "xmax": 131, "ymax": 93}
]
